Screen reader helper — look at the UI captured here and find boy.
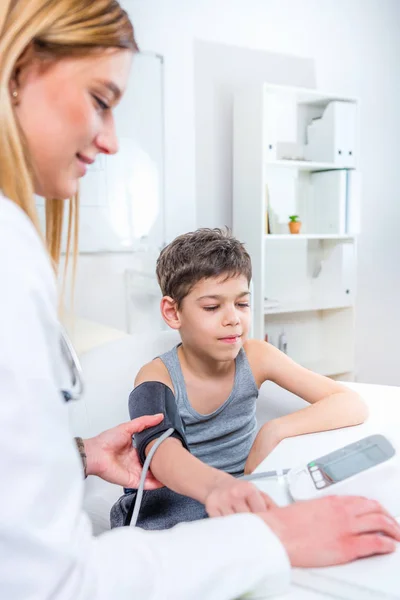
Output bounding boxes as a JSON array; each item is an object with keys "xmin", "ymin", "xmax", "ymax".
[{"xmin": 111, "ymin": 228, "xmax": 367, "ymax": 529}]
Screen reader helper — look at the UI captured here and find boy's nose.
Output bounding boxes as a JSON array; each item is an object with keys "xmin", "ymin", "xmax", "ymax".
[{"xmin": 222, "ymin": 307, "xmax": 240, "ymax": 326}]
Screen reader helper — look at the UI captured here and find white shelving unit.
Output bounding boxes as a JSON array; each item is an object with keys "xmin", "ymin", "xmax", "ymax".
[
  {"xmin": 260, "ymin": 159, "xmax": 349, "ymax": 172},
  {"xmin": 233, "ymin": 83, "xmax": 359, "ymax": 380},
  {"xmin": 264, "ymin": 234, "xmax": 355, "ymax": 240}
]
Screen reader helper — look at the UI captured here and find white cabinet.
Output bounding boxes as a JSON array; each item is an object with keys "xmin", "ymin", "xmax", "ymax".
[{"xmin": 233, "ymin": 83, "xmax": 359, "ymax": 380}]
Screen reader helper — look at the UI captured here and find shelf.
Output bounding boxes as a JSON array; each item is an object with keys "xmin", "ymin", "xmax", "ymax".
[
  {"xmin": 233, "ymin": 83, "xmax": 358, "ymax": 373},
  {"xmin": 302, "ymin": 359, "xmax": 354, "ymax": 377},
  {"xmin": 264, "ymin": 234, "xmax": 355, "ymax": 241},
  {"xmin": 265, "ymin": 159, "xmax": 355, "ymax": 172},
  {"xmin": 264, "ymin": 301, "xmax": 352, "ymax": 315},
  {"xmin": 263, "ymin": 83, "xmax": 358, "ymax": 107}
]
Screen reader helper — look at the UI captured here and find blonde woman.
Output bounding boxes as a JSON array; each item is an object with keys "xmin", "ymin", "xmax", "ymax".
[{"xmin": 1, "ymin": 1, "xmax": 400, "ymax": 599}]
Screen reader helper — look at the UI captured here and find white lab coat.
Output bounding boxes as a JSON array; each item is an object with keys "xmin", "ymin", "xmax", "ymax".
[{"xmin": 0, "ymin": 194, "xmax": 290, "ymax": 600}]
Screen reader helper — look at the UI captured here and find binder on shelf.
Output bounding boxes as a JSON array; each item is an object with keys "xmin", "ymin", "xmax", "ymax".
[
  {"xmin": 304, "ymin": 101, "xmax": 357, "ymax": 167},
  {"xmin": 308, "ymin": 170, "xmax": 347, "ymax": 234},
  {"xmin": 346, "ymin": 170, "xmax": 361, "ymax": 235}
]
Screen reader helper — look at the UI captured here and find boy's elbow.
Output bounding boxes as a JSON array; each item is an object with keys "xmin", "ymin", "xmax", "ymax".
[{"xmin": 348, "ymin": 393, "xmax": 369, "ymax": 425}]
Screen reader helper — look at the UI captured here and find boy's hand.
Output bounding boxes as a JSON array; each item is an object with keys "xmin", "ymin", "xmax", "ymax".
[{"xmin": 204, "ymin": 478, "xmax": 276, "ymax": 517}]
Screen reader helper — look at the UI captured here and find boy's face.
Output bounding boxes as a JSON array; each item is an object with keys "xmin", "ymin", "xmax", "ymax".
[{"xmin": 177, "ymin": 274, "xmax": 251, "ymax": 360}]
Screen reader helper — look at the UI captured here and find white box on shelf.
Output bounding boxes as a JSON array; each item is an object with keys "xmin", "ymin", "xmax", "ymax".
[
  {"xmin": 304, "ymin": 101, "xmax": 357, "ymax": 167},
  {"xmin": 275, "ymin": 142, "xmax": 305, "ymax": 161},
  {"xmin": 264, "ymin": 91, "xmax": 298, "ymax": 160}
]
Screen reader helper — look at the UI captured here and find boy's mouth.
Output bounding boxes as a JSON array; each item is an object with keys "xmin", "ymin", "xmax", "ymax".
[{"xmin": 218, "ymin": 335, "xmax": 241, "ymax": 344}]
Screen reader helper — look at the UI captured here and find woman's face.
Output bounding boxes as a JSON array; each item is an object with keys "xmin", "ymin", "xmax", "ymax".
[{"xmin": 13, "ymin": 49, "xmax": 132, "ymax": 199}]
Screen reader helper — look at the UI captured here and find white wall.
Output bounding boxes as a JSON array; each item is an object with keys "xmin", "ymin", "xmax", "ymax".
[
  {"xmin": 194, "ymin": 41, "xmax": 315, "ymax": 228},
  {"xmin": 114, "ymin": 0, "xmax": 400, "ymax": 384}
]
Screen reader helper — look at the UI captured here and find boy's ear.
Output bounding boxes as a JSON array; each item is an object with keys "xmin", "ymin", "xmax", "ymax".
[{"xmin": 160, "ymin": 296, "xmax": 181, "ymax": 330}]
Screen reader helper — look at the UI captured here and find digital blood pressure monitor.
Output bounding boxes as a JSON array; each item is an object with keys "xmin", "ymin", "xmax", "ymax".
[{"xmin": 287, "ymin": 434, "xmax": 400, "ymax": 514}]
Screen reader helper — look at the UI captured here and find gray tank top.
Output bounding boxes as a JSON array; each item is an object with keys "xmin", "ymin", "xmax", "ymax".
[{"xmin": 158, "ymin": 345, "xmax": 259, "ymax": 475}]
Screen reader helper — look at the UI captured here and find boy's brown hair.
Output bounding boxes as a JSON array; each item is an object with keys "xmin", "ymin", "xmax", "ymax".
[{"xmin": 156, "ymin": 228, "xmax": 252, "ymax": 307}]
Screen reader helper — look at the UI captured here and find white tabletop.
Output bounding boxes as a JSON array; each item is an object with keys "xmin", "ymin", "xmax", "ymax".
[{"xmin": 251, "ymin": 381, "xmax": 400, "ymax": 599}]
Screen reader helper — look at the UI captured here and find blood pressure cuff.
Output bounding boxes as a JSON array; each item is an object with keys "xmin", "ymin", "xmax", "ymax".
[{"xmin": 129, "ymin": 381, "xmax": 190, "ymax": 465}]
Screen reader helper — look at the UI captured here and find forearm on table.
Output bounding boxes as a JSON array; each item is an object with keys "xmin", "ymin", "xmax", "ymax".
[
  {"xmin": 245, "ymin": 392, "xmax": 367, "ymax": 474},
  {"xmin": 146, "ymin": 437, "xmax": 231, "ymax": 503},
  {"xmin": 269, "ymin": 391, "xmax": 368, "ymax": 440}
]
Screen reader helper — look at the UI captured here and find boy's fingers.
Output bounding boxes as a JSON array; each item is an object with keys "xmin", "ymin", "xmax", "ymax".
[
  {"xmin": 233, "ymin": 500, "xmax": 251, "ymax": 514},
  {"xmin": 246, "ymin": 490, "xmax": 270, "ymax": 513},
  {"xmin": 261, "ymin": 492, "xmax": 277, "ymax": 509},
  {"xmin": 220, "ymin": 506, "xmax": 235, "ymax": 516}
]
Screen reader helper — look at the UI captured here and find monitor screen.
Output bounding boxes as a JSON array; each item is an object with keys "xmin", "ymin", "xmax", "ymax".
[{"xmin": 321, "ymin": 444, "xmax": 386, "ymax": 482}]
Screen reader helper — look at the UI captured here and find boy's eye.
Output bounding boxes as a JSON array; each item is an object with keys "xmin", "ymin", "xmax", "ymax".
[
  {"xmin": 237, "ymin": 302, "xmax": 250, "ymax": 308},
  {"xmin": 203, "ymin": 306, "xmax": 219, "ymax": 312},
  {"xmin": 93, "ymin": 95, "xmax": 110, "ymax": 111}
]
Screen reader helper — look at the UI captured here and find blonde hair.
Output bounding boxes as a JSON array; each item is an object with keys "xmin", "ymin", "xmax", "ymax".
[{"xmin": 0, "ymin": 0, "xmax": 138, "ymax": 272}]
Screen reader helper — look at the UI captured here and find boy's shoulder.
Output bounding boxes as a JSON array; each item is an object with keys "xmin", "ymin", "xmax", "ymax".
[
  {"xmin": 135, "ymin": 357, "xmax": 175, "ymax": 394},
  {"xmin": 243, "ymin": 338, "xmax": 275, "ymax": 385},
  {"xmin": 243, "ymin": 337, "xmax": 270, "ymax": 358}
]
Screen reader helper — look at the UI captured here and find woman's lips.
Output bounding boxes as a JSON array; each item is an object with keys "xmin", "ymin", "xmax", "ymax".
[
  {"xmin": 76, "ymin": 153, "xmax": 95, "ymax": 176},
  {"xmin": 77, "ymin": 153, "xmax": 95, "ymax": 165}
]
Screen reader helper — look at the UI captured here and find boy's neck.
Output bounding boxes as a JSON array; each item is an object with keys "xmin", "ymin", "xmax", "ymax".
[{"xmin": 178, "ymin": 343, "xmax": 235, "ymax": 379}]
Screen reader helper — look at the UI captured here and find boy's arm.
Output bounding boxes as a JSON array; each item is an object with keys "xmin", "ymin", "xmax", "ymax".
[
  {"xmin": 244, "ymin": 340, "xmax": 368, "ymax": 474},
  {"xmin": 133, "ymin": 361, "xmax": 274, "ymax": 515},
  {"xmin": 144, "ymin": 436, "xmax": 229, "ymax": 503}
]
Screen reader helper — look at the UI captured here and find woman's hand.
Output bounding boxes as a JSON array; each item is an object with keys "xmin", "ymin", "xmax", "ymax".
[
  {"xmin": 260, "ymin": 495, "xmax": 400, "ymax": 567},
  {"xmin": 83, "ymin": 414, "xmax": 164, "ymax": 488}
]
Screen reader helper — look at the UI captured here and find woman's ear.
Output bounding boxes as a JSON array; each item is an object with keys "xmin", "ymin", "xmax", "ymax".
[
  {"xmin": 9, "ymin": 52, "xmax": 43, "ymax": 108},
  {"xmin": 9, "ymin": 74, "xmax": 20, "ymax": 105},
  {"xmin": 160, "ymin": 296, "xmax": 181, "ymax": 330}
]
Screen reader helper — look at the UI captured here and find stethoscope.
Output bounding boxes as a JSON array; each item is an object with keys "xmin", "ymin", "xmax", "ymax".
[{"xmin": 60, "ymin": 326, "xmax": 84, "ymax": 402}]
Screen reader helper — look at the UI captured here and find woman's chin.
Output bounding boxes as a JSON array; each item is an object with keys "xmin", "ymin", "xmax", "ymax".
[{"xmin": 49, "ymin": 181, "xmax": 79, "ymax": 200}]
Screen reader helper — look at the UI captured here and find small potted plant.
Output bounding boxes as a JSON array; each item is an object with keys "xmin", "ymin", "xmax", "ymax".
[{"xmin": 288, "ymin": 215, "xmax": 301, "ymax": 234}]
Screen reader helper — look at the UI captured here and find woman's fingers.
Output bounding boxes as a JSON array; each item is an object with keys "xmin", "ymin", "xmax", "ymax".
[
  {"xmin": 143, "ymin": 471, "xmax": 164, "ymax": 490},
  {"xmin": 124, "ymin": 414, "xmax": 164, "ymax": 435},
  {"xmin": 341, "ymin": 496, "xmax": 392, "ymax": 518},
  {"xmin": 349, "ymin": 533, "xmax": 396, "ymax": 559},
  {"xmin": 354, "ymin": 513, "xmax": 400, "ymax": 541}
]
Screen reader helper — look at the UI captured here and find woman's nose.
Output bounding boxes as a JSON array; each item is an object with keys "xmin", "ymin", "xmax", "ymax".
[{"xmin": 95, "ymin": 114, "xmax": 119, "ymax": 155}]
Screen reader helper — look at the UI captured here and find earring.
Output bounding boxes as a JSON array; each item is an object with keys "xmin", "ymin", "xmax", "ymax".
[{"xmin": 11, "ymin": 89, "xmax": 19, "ymax": 106}]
